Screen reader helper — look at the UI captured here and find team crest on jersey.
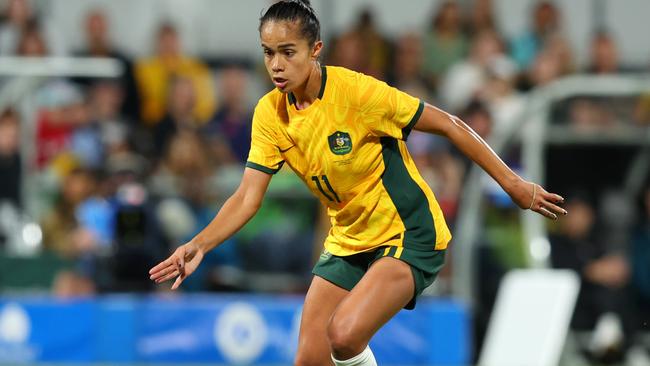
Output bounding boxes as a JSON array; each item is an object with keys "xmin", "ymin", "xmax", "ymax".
[{"xmin": 328, "ymin": 131, "xmax": 352, "ymax": 155}]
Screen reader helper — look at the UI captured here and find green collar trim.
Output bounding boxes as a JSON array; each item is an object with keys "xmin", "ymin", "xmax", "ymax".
[{"xmin": 288, "ymin": 65, "xmax": 327, "ymax": 105}]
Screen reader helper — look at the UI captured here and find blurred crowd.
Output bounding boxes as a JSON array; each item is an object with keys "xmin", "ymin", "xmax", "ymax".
[{"xmin": 0, "ymin": 0, "xmax": 649, "ymax": 363}]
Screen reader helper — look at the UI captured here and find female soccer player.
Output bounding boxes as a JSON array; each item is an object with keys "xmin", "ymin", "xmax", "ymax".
[{"xmin": 149, "ymin": 1, "xmax": 567, "ymax": 365}]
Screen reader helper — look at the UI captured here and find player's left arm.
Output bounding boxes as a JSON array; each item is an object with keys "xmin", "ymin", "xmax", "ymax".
[{"xmin": 414, "ymin": 102, "xmax": 567, "ymax": 220}]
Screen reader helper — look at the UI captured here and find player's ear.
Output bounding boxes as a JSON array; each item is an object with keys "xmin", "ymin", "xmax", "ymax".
[{"xmin": 311, "ymin": 40, "xmax": 323, "ymax": 60}]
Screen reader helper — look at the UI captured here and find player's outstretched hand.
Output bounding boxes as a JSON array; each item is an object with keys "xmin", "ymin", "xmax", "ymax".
[
  {"xmin": 511, "ymin": 180, "xmax": 567, "ymax": 220},
  {"xmin": 149, "ymin": 241, "xmax": 204, "ymax": 290}
]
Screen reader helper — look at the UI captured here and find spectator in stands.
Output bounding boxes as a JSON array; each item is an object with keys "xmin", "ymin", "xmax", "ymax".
[
  {"xmin": 556, "ymin": 32, "xmax": 620, "ymax": 130},
  {"xmin": 389, "ymin": 32, "xmax": 431, "ymax": 102},
  {"xmin": 527, "ymin": 46, "xmax": 562, "ymax": 88},
  {"xmin": 70, "ymin": 80, "xmax": 145, "ymax": 172},
  {"xmin": 543, "ymin": 32, "xmax": 575, "ymax": 76},
  {"xmin": 550, "ymin": 193, "xmax": 635, "ymax": 362},
  {"xmin": 524, "ymin": 33, "xmax": 574, "ymax": 89},
  {"xmin": 0, "ymin": 0, "xmax": 32, "ymax": 54},
  {"xmin": 84, "ymin": 78, "xmax": 153, "ymax": 167},
  {"xmin": 14, "ymin": 22, "xmax": 100, "ymax": 179},
  {"xmin": 479, "ymin": 55, "xmax": 526, "ymax": 132},
  {"xmin": 33, "ymin": 81, "xmax": 87, "ymax": 169},
  {"xmin": 87, "ymin": 80, "xmax": 133, "ymax": 150},
  {"xmin": 135, "ymin": 22, "xmax": 216, "ymax": 126},
  {"xmin": 203, "ymin": 65, "xmax": 253, "ymax": 164},
  {"xmin": 149, "ymin": 132, "xmax": 214, "ymax": 201},
  {"xmin": 41, "ymin": 168, "xmax": 101, "ymax": 258},
  {"xmin": 327, "ymin": 31, "xmax": 365, "ymax": 72},
  {"xmin": 510, "ymin": 1, "xmax": 561, "ymax": 70},
  {"xmin": 461, "ymin": 99, "xmax": 493, "ymax": 140},
  {"xmin": 75, "ymin": 9, "xmax": 140, "ymax": 121},
  {"xmin": 422, "ymin": 1, "xmax": 468, "ymax": 89},
  {"xmin": 440, "ymin": 29, "xmax": 506, "ymax": 113},
  {"xmin": 567, "ymin": 98, "xmax": 616, "ymax": 133},
  {"xmin": 588, "ymin": 31, "xmax": 620, "ymax": 75},
  {"xmin": 328, "ymin": 8, "xmax": 391, "ymax": 80},
  {"xmin": 15, "ymin": 18, "xmax": 46, "ymax": 56},
  {"xmin": 355, "ymin": 8, "xmax": 392, "ymax": 80},
  {"xmin": 0, "ymin": 0, "xmax": 65, "ymax": 55},
  {"xmin": 152, "ymin": 76, "xmax": 201, "ymax": 159},
  {"xmin": 467, "ymin": 0, "xmax": 496, "ymax": 35},
  {"xmin": 564, "ymin": 32, "xmax": 630, "ymax": 133},
  {"xmin": 68, "ymin": 98, "xmax": 107, "ymax": 170},
  {"xmin": 0, "ymin": 109, "xmax": 21, "ymax": 209}
]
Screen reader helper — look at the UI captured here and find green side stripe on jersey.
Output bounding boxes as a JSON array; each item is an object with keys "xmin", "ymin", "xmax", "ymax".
[
  {"xmin": 380, "ymin": 137, "xmax": 436, "ymax": 250},
  {"xmin": 402, "ymin": 100, "xmax": 424, "ymax": 141},
  {"xmin": 245, "ymin": 161, "xmax": 282, "ymax": 175}
]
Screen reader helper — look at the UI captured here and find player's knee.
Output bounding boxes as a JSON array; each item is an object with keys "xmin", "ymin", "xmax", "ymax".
[{"xmin": 327, "ymin": 315, "xmax": 363, "ymax": 356}]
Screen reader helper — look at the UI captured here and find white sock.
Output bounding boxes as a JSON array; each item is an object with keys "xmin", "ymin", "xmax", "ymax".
[{"xmin": 331, "ymin": 346, "xmax": 377, "ymax": 366}]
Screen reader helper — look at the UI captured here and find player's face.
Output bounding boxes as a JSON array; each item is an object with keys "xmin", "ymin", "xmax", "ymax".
[{"xmin": 260, "ymin": 20, "xmax": 321, "ymax": 93}]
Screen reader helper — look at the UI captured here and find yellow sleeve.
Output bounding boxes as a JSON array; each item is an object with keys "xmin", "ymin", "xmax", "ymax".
[
  {"xmin": 357, "ymin": 73, "xmax": 424, "ymax": 140},
  {"xmin": 246, "ymin": 101, "xmax": 284, "ymax": 174}
]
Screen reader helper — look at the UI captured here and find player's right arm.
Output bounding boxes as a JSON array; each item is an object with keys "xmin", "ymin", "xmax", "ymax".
[
  {"xmin": 149, "ymin": 167, "xmax": 272, "ymax": 289},
  {"xmin": 150, "ymin": 97, "xmax": 283, "ymax": 289}
]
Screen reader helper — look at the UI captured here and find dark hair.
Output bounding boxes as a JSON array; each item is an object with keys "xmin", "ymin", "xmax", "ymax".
[{"xmin": 259, "ymin": 0, "xmax": 320, "ymax": 46}]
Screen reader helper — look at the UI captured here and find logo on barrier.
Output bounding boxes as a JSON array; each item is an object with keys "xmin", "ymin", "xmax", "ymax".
[
  {"xmin": 214, "ymin": 302, "xmax": 268, "ymax": 364},
  {"xmin": 0, "ymin": 303, "xmax": 36, "ymax": 363},
  {"xmin": 0, "ymin": 303, "xmax": 30, "ymax": 344}
]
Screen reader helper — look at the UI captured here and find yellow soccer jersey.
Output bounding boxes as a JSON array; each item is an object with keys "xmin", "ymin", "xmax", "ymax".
[{"xmin": 246, "ymin": 65, "xmax": 451, "ymax": 256}]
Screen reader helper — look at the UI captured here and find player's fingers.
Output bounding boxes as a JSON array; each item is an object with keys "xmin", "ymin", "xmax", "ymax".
[
  {"xmin": 174, "ymin": 256, "xmax": 183, "ymax": 273},
  {"xmin": 542, "ymin": 200, "xmax": 567, "ymax": 217},
  {"xmin": 175, "ymin": 246, "xmax": 187, "ymax": 268},
  {"xmin": 149, "ymin": 258, "xmax": 173, "ymax": 274},
  {"xmin": 155, "ymin": 269, "xmax": 179, "ymax": 284},
  {"xmin": 535, "ymin": 205, "xmax": 558, "ymax": 220},
  {"xmin": 171, "ymin": 275, "xmax": 184, "ymax": 290},
  {"xmin": 550, "ymin": 193, "xmax": 565, "ymax": 204},
  {"xmin": 534, "ymin": 184, "xmax": 562, "ymax": 203},
  {"xmin": 540, "ymin": 189, "xmax": 564, "ymax": 204},
  {"xmin": 149, "ymin": 265, "xmax": 176, "ymax": 281}
]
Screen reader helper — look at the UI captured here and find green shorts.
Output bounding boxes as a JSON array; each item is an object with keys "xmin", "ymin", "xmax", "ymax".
[{"xmin": 312, "ymin": 246, "xmax": 446, "ymax": 310}]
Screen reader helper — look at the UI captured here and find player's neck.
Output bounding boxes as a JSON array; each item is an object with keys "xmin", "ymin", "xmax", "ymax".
[{"xmin": 292, "ymin": 63, "xmax": 322, "ymax": 110}]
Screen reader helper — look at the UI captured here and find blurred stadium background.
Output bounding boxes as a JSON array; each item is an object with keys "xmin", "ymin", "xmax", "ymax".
[{"xmin": 0, "ymin": 0, "xmax": 649, "ymax": 365}]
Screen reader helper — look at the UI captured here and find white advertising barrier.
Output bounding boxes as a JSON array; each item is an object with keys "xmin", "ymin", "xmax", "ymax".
[{"xmin": 479, "ymin": 269, "xmax": 580, "ymax": 366}]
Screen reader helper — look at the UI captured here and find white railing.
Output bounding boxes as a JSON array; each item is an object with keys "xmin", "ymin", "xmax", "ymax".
[
  {"xmin": 0, "ymin": 57, "xmax": 123, "ymax": 254},
  {"xmin": 452, "ymin": 74, "xmax": 650, "ymax": 305}
]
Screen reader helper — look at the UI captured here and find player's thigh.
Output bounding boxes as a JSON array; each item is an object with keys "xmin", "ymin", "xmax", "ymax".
[
  {"xmin": 328, "ymin": 257, "xmax": 414, "ymax": 350},
  {"xmin": 296, "ymin": 275, "xmax": 349, "ymax": 366}
]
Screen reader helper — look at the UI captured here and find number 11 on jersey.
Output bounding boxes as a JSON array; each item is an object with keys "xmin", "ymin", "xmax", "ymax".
[{"xmin": 311, "ymin": 175, "xmax": 340, "ymax": 203}]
